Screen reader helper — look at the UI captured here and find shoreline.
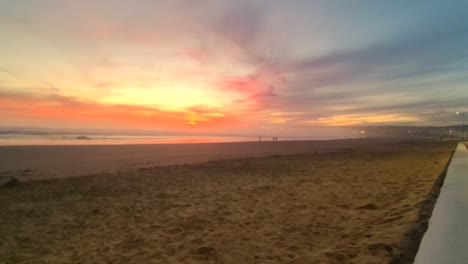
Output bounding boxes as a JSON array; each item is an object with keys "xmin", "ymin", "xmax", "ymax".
[
  {"xmin": 0, "ymin": 138, "xmax": 355, "ymax": 147},
  {"xmin": 0, "ymin": 136, "xmax": 357, "ymax": 147},
  {"xmin": 1, "ymin": 138, "xmax": 411, "ymax": 181}
]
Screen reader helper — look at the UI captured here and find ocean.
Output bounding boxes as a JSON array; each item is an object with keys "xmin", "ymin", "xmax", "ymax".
[
  {"xmin": 0, "ymin": 128, "xmax": 354, "ymax": 146},
  {"xmin": 0, "ymin": 130, "xmax": 256, "ymax": 146}
]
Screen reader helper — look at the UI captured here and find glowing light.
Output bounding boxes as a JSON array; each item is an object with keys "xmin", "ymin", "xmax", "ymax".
[
  {"xmin": 99, "ymin": 82, "xmax": 226, "ymax": 111},
  {"xmin": 307, "ymin": 114, "xmax": 418, "ymax": 126}
]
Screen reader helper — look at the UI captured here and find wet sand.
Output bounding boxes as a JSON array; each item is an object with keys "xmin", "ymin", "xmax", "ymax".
[
  {"xmin": 2, "ymin": 138, "xmax": 395, "ymax": 181},
  {"xmin": 0, "ymin": 139, "xmax": 456, "ymax": 263}
]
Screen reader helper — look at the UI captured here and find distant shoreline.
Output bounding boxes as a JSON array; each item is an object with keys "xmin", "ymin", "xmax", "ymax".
[
  {"xmin": 0, "ymin": 138, "xmax": 408, "ymax": 181},
  {"xmin": 0, "ymin": 135, "xmax": 357, "ymax": 147}
]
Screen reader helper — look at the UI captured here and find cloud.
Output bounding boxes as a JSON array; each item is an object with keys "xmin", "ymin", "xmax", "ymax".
[
  {"xmin": 206, "ymin": 2, "xmax": 272, "ymax": 65},
  {"xmin": 0, "ymin": 90, "xmax": 240, "ymax": 130},
  {"xmin": 287, "ymin": 14, "xmax": 468, "ymax": 87},
  {"xmin": 253, "ymin": 11, "xmax": 468, "ymax": 126},
  {"xmin": 0, "ymin": 68, "xmax": 16, "ymax": 76},
  {"xmin": 257, "ymin": 85, "xmax": 277, "ymax": 97}
]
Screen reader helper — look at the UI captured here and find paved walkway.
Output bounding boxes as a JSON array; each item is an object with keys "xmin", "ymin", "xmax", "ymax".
[{"xmin": 414, "ymin": 142, "xmax": 468, "ymax": 263}]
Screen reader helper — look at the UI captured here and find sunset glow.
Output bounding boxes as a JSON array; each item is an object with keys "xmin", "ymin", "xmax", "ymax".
[{"xmin": 1, "ymin": 0, "xmax": 467, "ymax": 137}]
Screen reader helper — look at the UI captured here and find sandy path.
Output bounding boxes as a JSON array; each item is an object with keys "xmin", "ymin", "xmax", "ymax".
[{"xmin": 0, "ymin": 140, "xmax": 455, "ymax": 263}]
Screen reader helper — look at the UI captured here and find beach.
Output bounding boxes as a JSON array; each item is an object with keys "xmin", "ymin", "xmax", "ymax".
[
  {"xmin": 2, "ymin": 138, "xmax": 384, "ymax": 181},
  {"xmin": 0, "ymin": 139, "xmax": 456, "ymax": 263}
]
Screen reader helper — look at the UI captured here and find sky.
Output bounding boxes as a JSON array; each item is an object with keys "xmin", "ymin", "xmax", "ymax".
[{"xmin": 0, "ymin": 0, "xmax": 467, "ymax": 136}]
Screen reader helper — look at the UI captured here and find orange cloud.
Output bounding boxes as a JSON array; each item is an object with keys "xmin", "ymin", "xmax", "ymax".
[
  {"xmin": 307, "ymin": 114, "xmax": 419, "ymax": 126},
  {"xmin": 0, "ymin": 92, "xmax": 240, "ymax": 131}
]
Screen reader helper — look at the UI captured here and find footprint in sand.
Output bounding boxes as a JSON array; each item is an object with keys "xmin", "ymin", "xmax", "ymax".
[
  {"xmin": 193, "ymin": 246, "xmax": 218, "ymax": 261},
  {"xmin": 355, "ymin": 203, "xmax": 378, "ymax": 210}
]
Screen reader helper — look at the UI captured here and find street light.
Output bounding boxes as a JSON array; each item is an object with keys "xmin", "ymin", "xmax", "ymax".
[{"xmin": 456, "ymin": 111, "xmax": 465, "ymax": 140}]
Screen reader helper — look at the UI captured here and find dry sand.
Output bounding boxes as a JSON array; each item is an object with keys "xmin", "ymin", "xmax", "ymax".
[{"xmin": 0, "ymin": 139, "xmax": 456, "ymax": 263}]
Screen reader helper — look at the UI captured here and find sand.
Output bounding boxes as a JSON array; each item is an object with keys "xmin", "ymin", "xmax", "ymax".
[
  {"xmin": 0, "ymin": 139, "xmax": 455, "ymax": 263},
  {"xmin": 1, "ymin": 138, "xmax": 402, "ymax": 181}
]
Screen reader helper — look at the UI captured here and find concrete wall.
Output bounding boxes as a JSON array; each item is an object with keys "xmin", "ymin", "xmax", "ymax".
[{"xmin": 414, "ymin": 142, "xmax": 468, "ymax": 264}]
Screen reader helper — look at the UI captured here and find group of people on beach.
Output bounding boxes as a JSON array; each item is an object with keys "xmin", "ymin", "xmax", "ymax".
[{"xmin": 258, "ymin": 136, "xmax": 279, "ymax": 142}]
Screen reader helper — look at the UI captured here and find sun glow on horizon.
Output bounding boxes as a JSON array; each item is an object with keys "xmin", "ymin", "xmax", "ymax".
[
  {"xmin": 311, "ymin": 114, "xmax": 419, "ymax": 126},
  {"xmin": 98, "ymin": 82, "xmax": 232, "ymax": 111}
]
